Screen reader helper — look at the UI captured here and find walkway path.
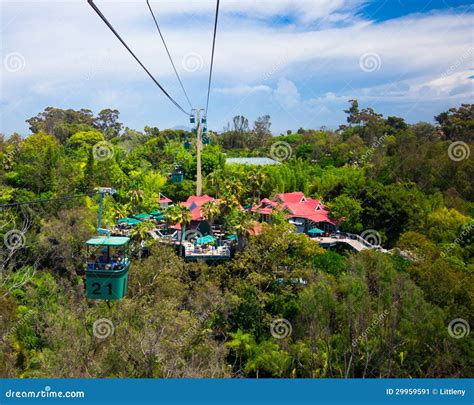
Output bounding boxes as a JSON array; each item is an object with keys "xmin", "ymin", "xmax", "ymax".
[{"xmin": 312, "ymin": 233, "xmax": 388, "ymax": 253}]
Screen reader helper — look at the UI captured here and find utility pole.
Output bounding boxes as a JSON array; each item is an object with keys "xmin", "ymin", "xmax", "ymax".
[{"xmin": 193, "ymin": 108, "xmax": 204, "ymax": 197}]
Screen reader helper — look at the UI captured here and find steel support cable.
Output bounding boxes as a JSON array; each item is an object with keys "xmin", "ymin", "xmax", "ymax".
[
  {"xmin": 205, "ymin": 0, "xmax": 220, "ymax": 117},
  {"xmin": 146, "ymin": 0, "xmax": 193, "ymax": 110},
  {"xmin": 87, "ymin": 0, "xmax": 190, "ymax": 116}
]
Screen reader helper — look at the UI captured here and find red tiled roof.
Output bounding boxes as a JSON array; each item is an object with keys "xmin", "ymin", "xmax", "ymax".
[
  {"xmin": 275, "ymin": 192, "xmax": 306, "ymax": 204},
  {"xmin": 251, "ymin": 192, "xmax": 334, "ymax": 224},
  {"xmin": 159, "ymin": 197, "xmax": 172, "ymax": 203},
  {"xmin": 180, "ymin": 195, "xmax": 215, "ymax": 221}
]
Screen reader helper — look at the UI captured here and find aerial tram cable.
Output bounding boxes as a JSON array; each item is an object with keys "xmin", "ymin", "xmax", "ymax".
[
  {"xmin": 87, "ymin": 0, "xmax": 190, "ymax": 116},
  {"xmin": 205, "ymin": 0, "xmax": 220, "ymax": 117},
  {"xmin": 146, "ymin": 0, "xmax": 193, "ymax": 110}
]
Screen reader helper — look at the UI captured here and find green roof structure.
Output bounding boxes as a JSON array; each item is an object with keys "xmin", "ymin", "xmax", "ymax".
[
  {"xmin": 86, "ymin": 236, "xmax": 130, "ymax": 246},
  {"xmin": 117, "ymin": 217, "xmax": 141, "ymax": 225}
]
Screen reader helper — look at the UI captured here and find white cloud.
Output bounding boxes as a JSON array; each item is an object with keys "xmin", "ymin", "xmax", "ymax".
[
  {"xmin": 214, "ymin": 84, "xmax": 272, "ymax": 95},
  {"xmin": 273, "ymin": 78, "xmax": 300, "ymax": 108},
  {"xmin": 92, "ymin": 0, "xmax": 366, "ymax": 24},
  {"xmin": 0, "ymin": 1, "xmax": 472, "ymax": 134}
]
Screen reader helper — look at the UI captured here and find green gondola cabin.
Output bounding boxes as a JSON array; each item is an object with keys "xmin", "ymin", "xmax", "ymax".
[
  {"xmin": 171, "ymin": 168, "xmax": 184, "ymax": 183},
  {"xmin": 85, "ymin": 236, "xmax": 131, "ymax": 300}
]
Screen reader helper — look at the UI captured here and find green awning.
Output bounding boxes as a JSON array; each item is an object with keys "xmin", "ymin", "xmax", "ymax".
[
  {"xmin": 226, "ymin": 234, "xmax": 238, "ymax": 241},
  {"xmin": 308, "ymin": 228, "xmax": 325, "ymax": 235},
  {"xmin": 134, "ymin": 213, "xmax": 152, "ymax": 220},
  {"xmin": 86, "ymin": 236, "xmax": 130, "ymax": 246},
  {"xmin": 195, "ymin": 235, "xmax": 216, "ymax": 244},
  {"xmin": 149, "ymin": 210, "xmax": 163, "ymax": 216},
  {"xmin": 117, "ymin": 217, "xmax": 141, "ymax": 225}
]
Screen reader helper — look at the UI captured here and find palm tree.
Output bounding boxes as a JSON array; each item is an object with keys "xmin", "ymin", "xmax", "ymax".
[
  {"xmin": 205, "ymin": 170, "xmax": 223, "ymax": 197},
  {"xmin": 130, "ymin": 219, "xmax": 155, "ymax": 240},
  {"xmin": 224, "ymin": 176, "xmax": 244, "ymax": 201},
  {"xmin": 227, "ymin": 209, "xmax": 255, "ymax": 251},
  {"xmin": 111, "ymin": 203, "xmax": 130, "ymax": 221},
  {"xmin": 127, "ymin": 189, "xmax": 144, "ymax": 211},
  {"xmin": 201, "ymin": 200, "xmax": 221, "ymax": 224},
  {"xmin": 164, "ymin": 204, "xmax": 192, "ymax": 244},
  {"xmin": 247, "ymin": 168, "xmax": 267, "ymax": 201},
  {"xmin": 130, "ymin": 219, "xmax": 156, "ymax": 258}
]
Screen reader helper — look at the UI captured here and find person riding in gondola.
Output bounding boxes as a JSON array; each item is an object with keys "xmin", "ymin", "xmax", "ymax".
[{"xmin": 98, "ymin": 249, "xmax": 108, "ymax": 269}]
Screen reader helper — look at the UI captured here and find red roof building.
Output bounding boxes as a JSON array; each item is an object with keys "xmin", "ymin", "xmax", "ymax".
[
  {"xmin": 251, "ymin": 192, "xmax": 337, "ymax": 233},
  {"xmin": 180, "ymin": 194, "xmax": 216, "ymax": 221},
  {"xmin": 158, "ymin": 193, "xmax": 172, "ymax": 208}
]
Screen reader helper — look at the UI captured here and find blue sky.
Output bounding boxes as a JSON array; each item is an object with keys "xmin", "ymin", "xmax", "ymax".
[{"xmin": 1, "ymin": 0, "xmax": 473, "ymax": 136}]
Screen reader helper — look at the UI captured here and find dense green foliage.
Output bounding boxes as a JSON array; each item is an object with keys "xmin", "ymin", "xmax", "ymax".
[{"xmin": 0, "ymin": 102, "xmax": 472, "ymax": 377}]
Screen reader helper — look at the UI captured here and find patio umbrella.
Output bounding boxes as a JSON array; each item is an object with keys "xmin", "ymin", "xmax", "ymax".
[
  {"xmin": 195, "ymin": 235, "xmax": 216, "ymax": 244},
  {"xmin": 308, "ymin": 228, "xmax": 325, "ymax": 235},
  {"xmin": 117, "ymin": 217, "xmax": 141, "ymax": 226}
]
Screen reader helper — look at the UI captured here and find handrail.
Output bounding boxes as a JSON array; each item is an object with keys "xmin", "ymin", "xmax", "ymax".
[{"xmin": 328, "ymin": 232, "xmax": 380, "ymax": 249}]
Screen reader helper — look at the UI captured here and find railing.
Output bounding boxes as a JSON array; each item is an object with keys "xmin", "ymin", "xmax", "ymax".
[
  {"xmin": 184, "ymin": 245, "xmax": 230, "ymax": 258},
  {"xmin": 330, "ymin": 232, "xmax": 380, "ymax": 249},
  {"xmin": 86, "ymin": 258, "xmax": 129, "ymax": 271}
]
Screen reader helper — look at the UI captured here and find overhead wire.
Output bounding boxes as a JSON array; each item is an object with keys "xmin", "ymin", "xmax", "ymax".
[
  {"xmin": 205, "ymin": 0, "xmax": 220, "ymax": 117},
  {"xmin": 146, "ymin": 0, "xmax": 193, "ymax": 110},
  {"xmin": 87, "ymin": 0, "xmax": 190, "ymax": 116}
]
